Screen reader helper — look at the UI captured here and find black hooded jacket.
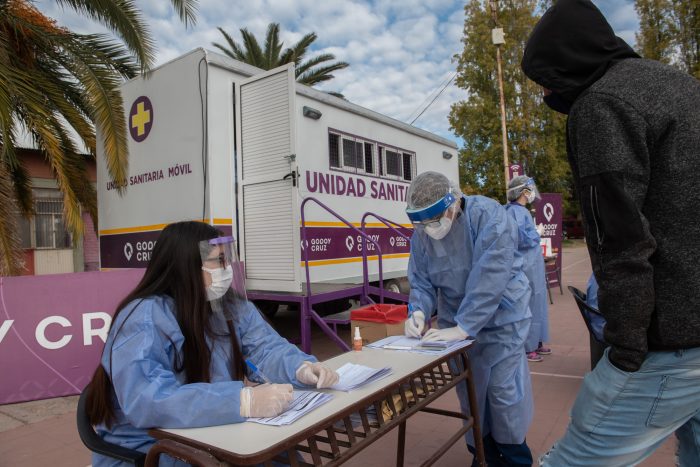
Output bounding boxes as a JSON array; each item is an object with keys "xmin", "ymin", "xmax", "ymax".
[{"xmin": 522, "ymin": 0, "xmax": 700, "ymax": 372}]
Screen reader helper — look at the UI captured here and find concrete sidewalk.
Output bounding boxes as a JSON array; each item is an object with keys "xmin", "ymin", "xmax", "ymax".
[{"xmin": 0, "ymin": 241, "xmax": 676, "ymax": 466}]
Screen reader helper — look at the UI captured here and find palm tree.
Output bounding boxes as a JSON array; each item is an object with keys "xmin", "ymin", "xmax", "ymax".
[
  {"xmin": 0, "ymin": 0, "xmax": 198, "ymax": 275},
  {"xmin": 213, "ymin": 23, "xmax": 349, "ymax": 87}
]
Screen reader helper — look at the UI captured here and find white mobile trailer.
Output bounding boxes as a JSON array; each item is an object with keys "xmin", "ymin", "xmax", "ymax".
[{"xmin": 97, "ymin": 48, "xmax": 458, "ymax": 296}]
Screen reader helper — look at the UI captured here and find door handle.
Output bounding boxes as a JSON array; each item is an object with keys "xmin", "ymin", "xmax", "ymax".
[{"xmin": 283, "ymin": 169, "xmax": 298, "ymax": 187}]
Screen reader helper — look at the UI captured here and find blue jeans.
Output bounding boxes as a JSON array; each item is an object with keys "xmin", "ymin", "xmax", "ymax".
[{"xmin": 541, "ymin": 346, "xmax": 700, "ymax": 467}]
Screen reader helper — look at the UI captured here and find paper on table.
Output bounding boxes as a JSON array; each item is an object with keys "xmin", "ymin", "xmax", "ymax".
[
  {"xmin": 248, "ymin": 390, "xmax": 333, "ymax": 426},
  {"xmin": 330, "ymin": 363, "xmax": 392, "ymax": 392},
  {"xmin": 366, "ymin": 335, "xmax": 475, "ymax": 355}
]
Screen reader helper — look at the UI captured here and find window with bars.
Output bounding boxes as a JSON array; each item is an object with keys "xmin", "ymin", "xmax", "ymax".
[
  {"xmin": 329, "ymin": 133, "xmax": 340, "ymax": 168},
  {"xmin": 328, "ymin": 130, "xmax": 415, "ymax": 181},
  {"xmin": 17, "ymin": 190, "xmax": 72, "ymax": 249},
  {"xmin": 385, "ymin": 150, "xmax": 402, "ymax": 177},
  {"xmin": 342, "ymin": 138, "xmax": 364, "ymax": 170}
]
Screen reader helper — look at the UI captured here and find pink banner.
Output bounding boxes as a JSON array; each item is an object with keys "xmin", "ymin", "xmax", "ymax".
[{"xmin": 0, "ymin": 269, "xmax": 144, "ymax": 404}]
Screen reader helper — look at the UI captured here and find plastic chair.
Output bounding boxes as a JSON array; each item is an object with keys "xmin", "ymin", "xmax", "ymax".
[
  {"xmin": 568, "ymin": 286, "xmax": 609, "ymax": 370},
  {"xmin": 77, "ymin": 385, "xmax": 221, "ymax": 466},
  {"xmin": 76, "ymin": 385, "xmax": 146, "ymax": 466}
]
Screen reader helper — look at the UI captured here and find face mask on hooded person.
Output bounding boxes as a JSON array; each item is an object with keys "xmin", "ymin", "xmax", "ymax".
[
  {"xmin": 543, "ymin": 91, "xmax": 573, "ymax": 114},
  {"xmin": 521, "ymin": 0, "xmax": 640, "ymax": 116}
]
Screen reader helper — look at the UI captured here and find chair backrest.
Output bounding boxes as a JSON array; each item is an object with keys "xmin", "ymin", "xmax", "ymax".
[
  {"xmin": 77, "ymin": 385, "xmax": 146, "ymax": 466},
  {"xmin": 567, "ymin": 286, "xmax": 607, "ymax": 344}
]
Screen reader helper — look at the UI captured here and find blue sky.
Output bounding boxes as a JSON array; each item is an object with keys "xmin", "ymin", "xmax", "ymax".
[{"xmin": 38, "ymin": 0, "xmax": 639, "ymax": 144}]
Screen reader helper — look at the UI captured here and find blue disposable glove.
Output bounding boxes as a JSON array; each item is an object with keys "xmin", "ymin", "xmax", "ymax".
[
  {"xmin": 422, "ymin": 325, "xmax": 469, "ymax": 343},
  {"xmin": 405, "ymin": 310, "xmax": 425, "ymax": 338}
]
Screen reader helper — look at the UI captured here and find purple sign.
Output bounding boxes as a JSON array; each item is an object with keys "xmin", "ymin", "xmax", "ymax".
[
  {"xmin": 301, "ymin": 227, "xmax": 411, "ymax": 262},
  {"xmin": 0, "ymin": 269, "xmax": 144, "ymax": 404},
  {"xmin": 535, "ymin": 193, "xmax": 563, "ymax": 281},
  {"xmin": 508, "ymin": 164, "xmax": 522, "ymax": 180},
  {"xmin": 100, "ymin": 225, "xmax": 233, "ymax": 269},
  {"xmin": 129, "ymin": 95, "xmax": 153, "ymax": 142}
]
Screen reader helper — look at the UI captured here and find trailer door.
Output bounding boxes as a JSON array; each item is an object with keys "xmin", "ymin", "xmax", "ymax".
[{"xmin": 239, "ymin": 64, "xmax": 301, "ymax": 292}]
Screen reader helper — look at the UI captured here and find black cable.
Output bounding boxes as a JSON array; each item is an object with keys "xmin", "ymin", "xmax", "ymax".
[
  {"xmin": 198, "ymin": 57, "xmax": 208, "ymax": 221},
  {"xmin": 406, "ymin": 73, "xmax": 453, "ymax": 123},
  {"xmin": 410, "ymin": 72, "xmax": 457, "ymax": 125}
]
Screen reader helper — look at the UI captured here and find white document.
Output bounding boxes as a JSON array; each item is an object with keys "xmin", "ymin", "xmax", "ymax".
[
  {"xmin": 248, "ymin": 390, "xmax": 333, "ymax": 426},
  {"xmin": 330, "ymin": 363, "xmax": 393, "ymax": 392},
  {"xmin": 366, "ymin": 335, "xmax": 475, "ymax": 356}
]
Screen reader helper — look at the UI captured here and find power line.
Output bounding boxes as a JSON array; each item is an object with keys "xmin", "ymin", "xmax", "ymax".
[
  {"xmin": 405, "ymin": 73, "xmax": 454, "ymax": 122},
  {"xmin": 409, "ymin": 72, "xmax": 457, "ymax": 125}
]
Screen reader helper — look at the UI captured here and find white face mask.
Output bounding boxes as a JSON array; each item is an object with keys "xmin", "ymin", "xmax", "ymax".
[
  {"xmin": 202, "ymin": 265, "xmax": 233, "ymax": 301},
  {"xmin": 526, "ymin": 190, "xmax": 536, "ymax": 204},
  {"xmin": 424, "ymin": 216, "xmax": 453, "ymax": 240}
]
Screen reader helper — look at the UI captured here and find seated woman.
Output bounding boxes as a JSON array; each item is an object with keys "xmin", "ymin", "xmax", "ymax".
[{"xmin": 86, "ymin": 221, "xmax": 338, "ymax": 466}]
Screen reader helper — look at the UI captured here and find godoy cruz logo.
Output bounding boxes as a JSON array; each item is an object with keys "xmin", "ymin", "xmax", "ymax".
[
  {"xmin": 345, "ymin": 236, "xmax": 354, "ymax": 251},
  {"xmin": 124, "ymin": 242, "xmax": 134, "ymax": 261},
  {"xmin": 544, "ymin": 203, "xmax": 554, "ymax": 223}
]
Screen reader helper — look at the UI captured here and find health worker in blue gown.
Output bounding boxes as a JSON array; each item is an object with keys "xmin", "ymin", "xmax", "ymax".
[
  {"xmin": 404, "ymin": 172, "xmax": 534, "ymax": 467},
  {"xmin": 85, "ymin": 221, "xmax": 339, "ymax": 467},
  {"xmin": 505, "ymin": 175, "xmax": 551, "ymax": 363}
]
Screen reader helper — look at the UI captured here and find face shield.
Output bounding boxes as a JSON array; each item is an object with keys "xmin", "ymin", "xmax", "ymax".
[
  {"xmin": 507, "ymin": 177, "xmax": 540, "ymax": 203},
  {"xmin": 406, "ymin": 192, "xmax": 459, "ymax": 239},
  {"xmin": 199, "ymin": 236, "xmax": 247, "ymax": 313}
]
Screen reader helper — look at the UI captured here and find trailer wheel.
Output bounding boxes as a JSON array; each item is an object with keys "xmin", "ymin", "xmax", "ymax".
[
  {"xmin": 384, "ymin": 278, "xmax": 410, "ymax": 295},
  {"xmin": 253, "ymin": 300, "xmax": 279, "ymax": 319}
]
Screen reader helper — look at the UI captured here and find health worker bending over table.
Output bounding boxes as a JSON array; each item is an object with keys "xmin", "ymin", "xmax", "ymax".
[
  {"xmin": 404, "ymin": 172, "xmax": 534, "ymax": 467},
  {"xmin": 85, "ymin": 221, "xmax": 338, "ymax": 467}
]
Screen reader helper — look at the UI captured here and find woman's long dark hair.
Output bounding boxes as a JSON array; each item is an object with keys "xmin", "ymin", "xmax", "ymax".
[{"xmin": 86, "ymin": 221, "xmax": 245, "ymax": 427}]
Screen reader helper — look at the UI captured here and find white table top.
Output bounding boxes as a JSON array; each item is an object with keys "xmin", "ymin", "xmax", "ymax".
[{"xmin": 157, "ymin": 348, "xmax": 452, "ymax": 456}]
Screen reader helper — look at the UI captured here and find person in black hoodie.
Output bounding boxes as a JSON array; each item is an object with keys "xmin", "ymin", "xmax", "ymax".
[{"xmin": 521, "ymin": 0, "xmax": 700, "ymax": 465}]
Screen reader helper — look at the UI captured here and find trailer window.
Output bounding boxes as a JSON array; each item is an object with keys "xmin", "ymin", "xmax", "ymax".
[
  {"xmin": 385, "ymin": 150, "xmax": 402, "ymax": 177},
  {"xmin": 364, "ymin": 142, "xmax": 374, "ymax": 174},
  {"xmin": 342, "ymin": 138, "xmax": 364, "ymax": 170},
  {"xmin": 378, "ymin": 147, "xmax": 384, "ymax": 175},
  {"xmin": 402, "ymin": 152, "xmax": 415, "ymax": 181},
  {"xmin": 329, "ymin": 133, "xmax": 340, "ymax": 168}
]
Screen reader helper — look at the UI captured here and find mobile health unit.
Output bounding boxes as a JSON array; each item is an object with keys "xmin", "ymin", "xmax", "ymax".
[{"xmin": 97, "ymin": 48, "xmax": 458, "ymax": 350}]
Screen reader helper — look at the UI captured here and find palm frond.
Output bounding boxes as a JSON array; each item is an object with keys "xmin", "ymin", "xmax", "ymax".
[
  {"xmin": 298, "ymin": 62, "xmax": 350, "ymax": 85},
  {"xmin": 263, "ymin": 23, "xmax": 282, "ymax": 69},
  {"xmin": 295, "ymin": 53, "xmax": 348, "ymax": 78},
  {"xmin": 54, "ymin": 0, "xmax": 155, "ymax": 71},
  {"xmin": 213, "ymin": 27, "xmax": 246, "ymax": 61},
  {"xmin": 0, "ymin": 162, "xmax": 25, "ymax": 276},
  {"xmin": 240, "ymin": 28, "xmax": 265, "ymax": 67},
  {"xmin": 168, "ymin": 0, "xmax": 198, "ymax": 27},
  {"xmin": 286, "ymin": 32, "xmax": 317, "ymax": 65}
]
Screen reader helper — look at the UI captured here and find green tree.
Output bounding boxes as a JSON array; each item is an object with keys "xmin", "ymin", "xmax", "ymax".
[
  {"xmin": 449, "ymin": 0, "xmax": 571, "ymax": 207},
  {"xmin": 0, "ymin": 0, "xmax": 198, "ymax": 275},
  {"xmin": 213, "ymin": 23, "xmax": 349, "ymax": 87},
  {"xmin": 636, "ymin": 0, "xmax": 700, "ymax": 79}
]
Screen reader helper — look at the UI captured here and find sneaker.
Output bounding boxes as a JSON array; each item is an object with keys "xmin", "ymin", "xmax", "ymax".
[
  {"xmin": 536, "ymin": 346, "xmax": 552, "ymax": 355},
  {"xmin": 526, "ymin": 351, "xmax": 543, "ymax": 362}
]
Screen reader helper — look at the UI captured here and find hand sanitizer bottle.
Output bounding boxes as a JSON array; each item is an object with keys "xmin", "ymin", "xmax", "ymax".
[{"xmin": 353, "ymin": 326, "xmax": 363, "ymax": 351}]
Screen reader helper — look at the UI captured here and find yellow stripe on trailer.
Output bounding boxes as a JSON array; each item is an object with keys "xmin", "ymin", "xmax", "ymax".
[
  {"xmin": 99, "ymin": 218, "xmax": 233, "ymax": 236},
  {"xmin": 300, "ymin": 253, "xmax": 410, "ymax": 267}
]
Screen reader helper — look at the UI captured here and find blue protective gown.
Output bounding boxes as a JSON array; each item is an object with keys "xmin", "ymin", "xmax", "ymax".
[
  {"xmin": 93, "ymin": 295, "xmax": 315, "ymax": 467},
  {"xmin": 408, "ymin": 195, "xmax": 533, "ymax": 445},
  {"xmin": 505, "ymin": 202, "xmax": 550, "ymax": 352}
]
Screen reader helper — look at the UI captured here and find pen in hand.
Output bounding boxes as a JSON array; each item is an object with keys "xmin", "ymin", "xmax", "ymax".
[{"xmin": 245, "ymin": 359, "xmax": 271, "ymax": 384}]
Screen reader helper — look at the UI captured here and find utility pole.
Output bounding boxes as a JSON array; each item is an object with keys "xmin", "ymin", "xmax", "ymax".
[{"xmin": 489, "ymin": 0, "xmax": 510, "ymax": 191}]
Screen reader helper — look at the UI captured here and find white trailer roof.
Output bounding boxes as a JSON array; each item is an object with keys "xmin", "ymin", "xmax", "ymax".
[{"xmin": 197, "ymin": 48, "xmax": 458, "ymax": 149}]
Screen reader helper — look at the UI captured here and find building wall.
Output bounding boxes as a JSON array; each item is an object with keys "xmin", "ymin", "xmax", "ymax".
[{"xmin": 17, "ymin": 148, "xmax": 98, "ymax": 275}]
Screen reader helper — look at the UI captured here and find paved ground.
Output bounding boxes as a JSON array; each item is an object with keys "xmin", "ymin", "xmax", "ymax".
[{"xmin": 0, "ymin": 240, "xmax": 676, "ymax": 466}]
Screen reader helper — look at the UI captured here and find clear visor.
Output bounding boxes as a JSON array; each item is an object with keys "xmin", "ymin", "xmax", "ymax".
[
  {"xmin": 508, "ymin": 177, "xmax": 540, "ymax": 202},
  {"xmin": 412, "ymin": 200, "xmax": 459, "ymax": 231},
  {"xmin": 199, "ymin": 236, "xmax": 247, "ymax": 312}
]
